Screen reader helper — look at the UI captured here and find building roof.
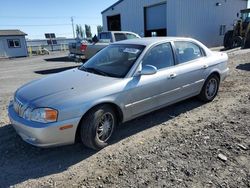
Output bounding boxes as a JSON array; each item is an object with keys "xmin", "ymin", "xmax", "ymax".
[
  {"xmin": 0, "ymin": 30, "xmax": 27, "ymax": 36},
  {"xmin": 101, "ymin": 0, "xmax": 124, "ymax": 14}
]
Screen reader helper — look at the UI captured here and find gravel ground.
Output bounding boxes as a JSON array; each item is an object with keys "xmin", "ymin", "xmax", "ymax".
[{"xmin": 0, "ymin": 50, "xmax": 249, "ymax": 188}]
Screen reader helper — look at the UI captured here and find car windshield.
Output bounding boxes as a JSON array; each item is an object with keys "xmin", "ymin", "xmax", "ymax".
[{"xmin": 79, "ymin": 44, "xmax": 145, "ymax": 78}]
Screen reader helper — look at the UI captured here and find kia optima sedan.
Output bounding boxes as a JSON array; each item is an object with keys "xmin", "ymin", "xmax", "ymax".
[{"xmin": 8, "ymin": 37, "xmax": 229, "ymax": 150}]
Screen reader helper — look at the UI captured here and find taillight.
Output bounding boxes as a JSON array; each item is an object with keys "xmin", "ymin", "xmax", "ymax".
[{"xmin": 80, "ymin": 43, "xmax": 87, "ymax": 52}]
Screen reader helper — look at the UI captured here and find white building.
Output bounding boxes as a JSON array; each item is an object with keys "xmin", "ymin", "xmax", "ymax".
[
  {"xmin": 0, "ymin": 30, "xmax": 28, "ymax": 58},
  {"xmin": 102, "ymin": 0, "xmax": 248, "ymax": 47}
]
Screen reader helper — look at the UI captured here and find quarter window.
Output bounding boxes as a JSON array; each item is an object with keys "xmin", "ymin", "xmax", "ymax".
[
  {"xmin": 126, "ymin": 33, "xmax": 139, "ymax": 39},
  {"xmin": 174, "ymin": 41, "xmax": 203, "ymax": 64},
  {"xmin": 8, "ymin": 39, "xmax": 21, "ymax": 48},
  {"xmin": 142, "ymin": 43, "xmax": 174, "ymax": 70}
]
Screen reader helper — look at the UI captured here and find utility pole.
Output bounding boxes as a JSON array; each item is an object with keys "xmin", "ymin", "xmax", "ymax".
[{"xmin": 71, "ymin": 16, "xmax": 75, "ymax": 38}]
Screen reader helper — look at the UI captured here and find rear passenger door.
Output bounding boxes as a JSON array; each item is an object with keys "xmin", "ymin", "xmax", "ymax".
[{"xmin": 171, "ymin": 41, "xmax": 208, "ymax": 98}]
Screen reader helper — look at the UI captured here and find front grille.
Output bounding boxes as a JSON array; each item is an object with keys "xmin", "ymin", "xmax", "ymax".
[{"xmin": 13, "ymin": 97, "xmax": 25, "ymax": 117}]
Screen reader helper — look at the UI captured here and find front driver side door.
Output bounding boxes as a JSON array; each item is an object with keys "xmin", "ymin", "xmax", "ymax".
[{"xmin": 125, "ymin": 42, "xmax": 178, "ymax": 118}]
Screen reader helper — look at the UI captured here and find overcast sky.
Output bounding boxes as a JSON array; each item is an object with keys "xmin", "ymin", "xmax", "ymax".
[{"xmin": 0, "ymin": 0, "xmax": 117, "ymax": 39}]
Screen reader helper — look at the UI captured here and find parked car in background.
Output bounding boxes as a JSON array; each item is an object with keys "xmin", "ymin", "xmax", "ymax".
[
  {"xmin": 68, "ymin": 31, "xmax": 140, "ymax": 62},
  {"xmin": 8, "ymin": 37, "xmax": 229, "ymax": 150}
]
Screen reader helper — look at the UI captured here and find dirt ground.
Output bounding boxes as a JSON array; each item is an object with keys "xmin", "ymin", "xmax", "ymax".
[{"xmin": 0, "ymin": 50, "xmax": 249, "ymax": 188}]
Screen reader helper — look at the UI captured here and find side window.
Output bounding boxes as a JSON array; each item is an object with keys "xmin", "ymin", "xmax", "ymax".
[
  {"xmin": 142, "ymin": 43, "xmax": 174, "ymax": 70},
  {"xmin": 174, "ymin": 41, "xmax": 203, "ymax": 64},
  {"xmin": 114, "ymin": 33, "xmax": 127, "ymax": 41},
  {"xmin": 126, "ymin": 33, "xmax": 139, "ymax": 39}
]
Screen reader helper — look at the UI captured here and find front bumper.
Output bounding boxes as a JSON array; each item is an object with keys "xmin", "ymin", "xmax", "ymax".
[{"xmin": 8, "ymin": 104, "xmax": 81, "ymax": 148}]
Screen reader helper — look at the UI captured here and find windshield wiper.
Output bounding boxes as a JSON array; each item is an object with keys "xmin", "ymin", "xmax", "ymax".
[{"xmin": 80, "ymin": 66, "xmax": 110, "ymax": 77}]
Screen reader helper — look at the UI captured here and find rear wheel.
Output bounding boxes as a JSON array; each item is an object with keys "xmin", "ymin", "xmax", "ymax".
[
  {"xmin": 198, "ymin": 75, "xmax": 220, "ymax": 102},
  {"xmin": 80, "ymin": 105, "xmax": 117, "ymax": 150}
]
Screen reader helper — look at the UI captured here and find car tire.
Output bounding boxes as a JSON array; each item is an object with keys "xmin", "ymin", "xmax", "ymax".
[
  {"xmin": 80, "ymin": 105, "xmax": 117, "ymax": 150},
  {"xmin": 198, "ymin": 74, "xmax": 220, "ymax": 102}
]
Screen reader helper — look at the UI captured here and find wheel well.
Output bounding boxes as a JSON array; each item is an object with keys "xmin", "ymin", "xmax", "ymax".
[
  {"xmin": 75, "ymin": 102, "xmax": 123, "ymax": 142},
  {"xmin": 209, "ymin": 72, "xmax": 221, "ymax": 82}
]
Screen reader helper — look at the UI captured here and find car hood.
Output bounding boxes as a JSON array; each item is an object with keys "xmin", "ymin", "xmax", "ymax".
[{"xmin": 16, "ymin": 68, "xmax": 120, "ymax": 106}]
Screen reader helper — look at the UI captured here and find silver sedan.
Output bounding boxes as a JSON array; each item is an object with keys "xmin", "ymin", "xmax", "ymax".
[{"xmin": 8, "ymin": 37, "xmax": 229, "ymax": 150}]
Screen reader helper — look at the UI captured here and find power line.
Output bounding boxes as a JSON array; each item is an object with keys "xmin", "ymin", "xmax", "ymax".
[
  {"xmin": 0, "ymin": 24, "xmax": 71, "ymax": 27},
  {"xmin": 0, "ymin": 16, "xmax": 100, "ymax": 20}
]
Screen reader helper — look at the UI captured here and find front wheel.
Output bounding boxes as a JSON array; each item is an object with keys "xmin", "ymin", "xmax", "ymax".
[
  {"xmin": 80, "ymin": 105, "xmax": 117, "ymax": 150},
  {"xmin": 198, "ymin": 75, "xmax": 220, "ymax": 102}
]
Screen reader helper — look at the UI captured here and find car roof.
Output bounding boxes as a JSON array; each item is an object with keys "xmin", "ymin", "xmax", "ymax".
[
  {"xmin": 114, "ymin": 37, "xmax": 197, "ymax": 46},
  {"xmin": 102, "ymin": 31, "xmax": 139, "ymax": 35},
  {"xmin": 113, "ymin": 37, "xmax": 213, "ymax": 57}
]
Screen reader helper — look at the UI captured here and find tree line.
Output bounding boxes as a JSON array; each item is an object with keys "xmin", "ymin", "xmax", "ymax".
[{"xmin": 76, "ymin": 24, "xmax": 103, "ymax": 39}]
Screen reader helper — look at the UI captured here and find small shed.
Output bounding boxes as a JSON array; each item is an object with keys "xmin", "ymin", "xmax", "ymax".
[{"xmin": 0, "ymin": 30, "xmax": 28, "ymax": 58}]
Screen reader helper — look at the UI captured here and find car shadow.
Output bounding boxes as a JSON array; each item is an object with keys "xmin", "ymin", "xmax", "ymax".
[
  {"xmin": 236, "ymin": 62, "xmax": 250, "ymax": 71},
  {"xmin": 44, "ymin": 56, "xmax": 87, "ymax": 64},
  {"xmin": 44, "ymin": 56, "xmax": 74, "ymax": 62},
  {"xmin": 0, "ymin": 97, "xmax": 204, "ymax": 187},
  {"xmin": 35, "ymin": 66, "xmax": 79, "ymax": 75}
]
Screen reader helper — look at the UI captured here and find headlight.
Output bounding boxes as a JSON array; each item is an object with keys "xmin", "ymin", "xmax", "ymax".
[{"xmin": 23, "ymin": 107, "xmax": 58, "ymax": 123}]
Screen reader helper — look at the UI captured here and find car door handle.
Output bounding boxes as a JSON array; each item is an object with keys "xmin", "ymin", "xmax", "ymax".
[
  {"xmin": 169, "ymin": 73, "xmax": 177, "ymax": 79},
  {"xmin": 203, "ymin": 64, "xmax": 209, "ymax": 69}
]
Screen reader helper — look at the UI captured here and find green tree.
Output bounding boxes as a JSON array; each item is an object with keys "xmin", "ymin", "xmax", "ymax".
[
  {"xmin": 76, "ymin": 24, "xmax": 85, "ymax": 38},
  {"xmin": 85, "ymin": 24, "xmax": 92, "ymax": 38},
  {"xmin": 97, "ymin": 25, "xmax": 103, "ymax": 34}
]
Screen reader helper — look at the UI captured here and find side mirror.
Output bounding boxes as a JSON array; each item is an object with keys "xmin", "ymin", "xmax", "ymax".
[{"xmin": 140, "ymin": 65, "xmax": 157, "ymax": 75}]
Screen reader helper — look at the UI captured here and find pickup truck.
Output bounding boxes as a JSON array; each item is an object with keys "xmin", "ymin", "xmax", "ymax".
[{"xmin": 68, "ymin": 31, "xmax": 140, "ymax": 62}]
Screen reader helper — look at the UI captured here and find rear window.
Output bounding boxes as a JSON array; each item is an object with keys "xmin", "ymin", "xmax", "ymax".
[{"xmin": 99, "ymin": 32, "xmax": 111, "ymax": 40}]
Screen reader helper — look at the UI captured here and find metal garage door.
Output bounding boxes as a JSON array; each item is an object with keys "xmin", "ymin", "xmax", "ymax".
[{"xmin": 145, "ymin": 3, "xmax": 167, "ymax": 37}]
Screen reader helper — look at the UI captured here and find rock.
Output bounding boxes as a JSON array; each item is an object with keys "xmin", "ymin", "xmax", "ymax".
[
  {"xmin": 237, "ymin": 144, "xmax": 248, "ymax": 150},
  {"xmin": 118, "ymin": 170, "xmax": 124, "ymax": 176},
  {"xmin": 97, "ymin": 176, "xmax": 102, "ymax": 180},
  {"xmin": 218, "ymin": 154, "xmax": 227, "ymax": 162},
  {"xmin": 204, "ymin": 136, "xmax": 210, "ymax": 140}
]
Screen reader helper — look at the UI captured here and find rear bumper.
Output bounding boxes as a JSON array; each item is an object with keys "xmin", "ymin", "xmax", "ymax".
[
  {"xmin": 68, "ymin": 53, "xmax": 86, "ymax": 61},
  {"xmin": 8, "ymin": 104, "xmax": 81, "ymax": 148}
]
